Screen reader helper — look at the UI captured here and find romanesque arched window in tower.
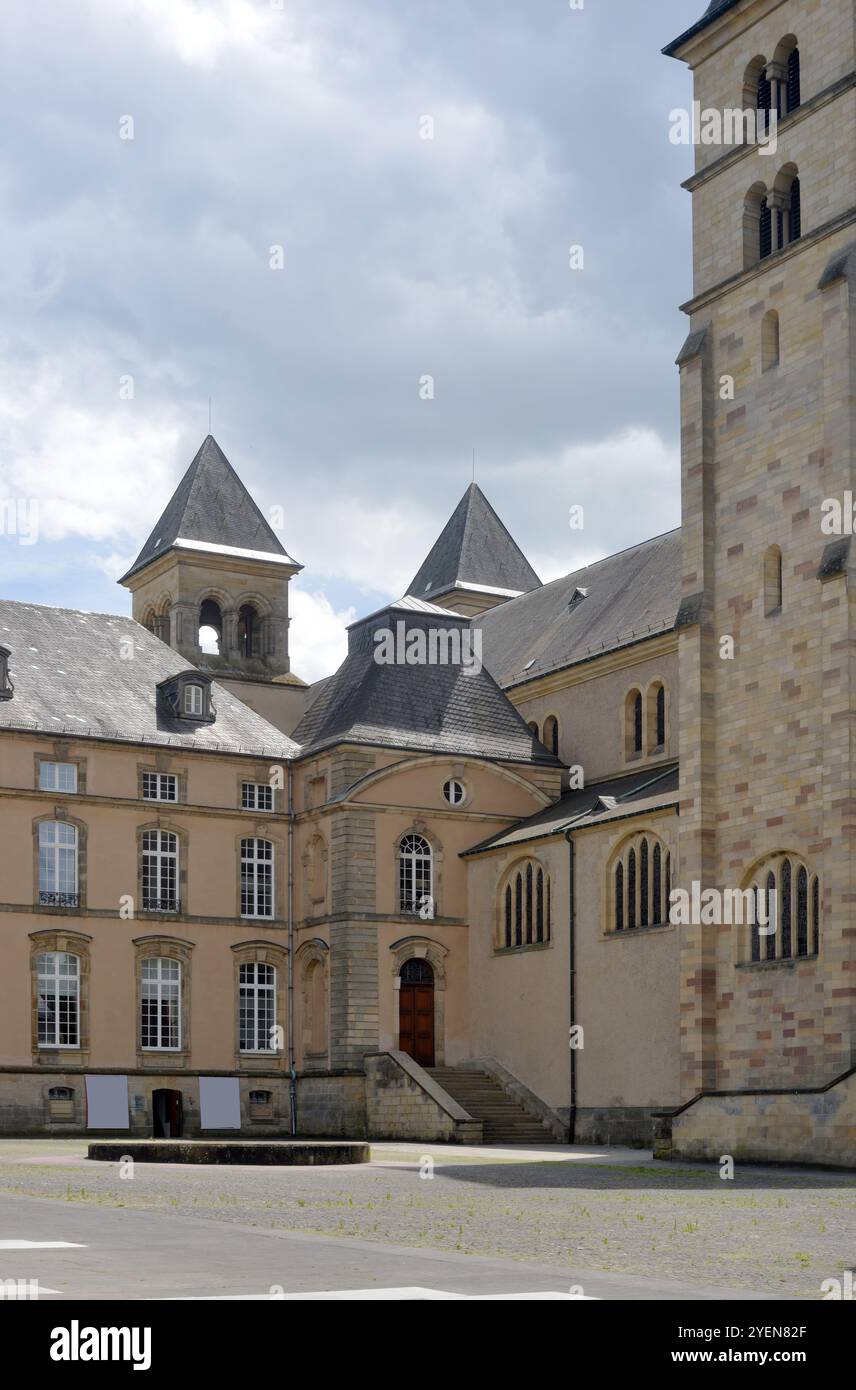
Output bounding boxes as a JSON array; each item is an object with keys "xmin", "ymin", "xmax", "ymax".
[
  {"xmin": 504, "ymin": 884, "xmax": 512, "ymax": 948},
  {"xmin": 756, "ymin": 64, "xmax": 772, "ymax": 133},
  {"xmin": 238, "ymin": 603, "xmax": 260, "ymax": 659},
  {"xmin": 787, "ymin": 47, "xmax": 801, "ymax": 113},
  {"xmin": 771, "ymin": 37, "xmax": 801, "ymax": 117},
  {"xmin": 743, "ymin": 854, "xmax": 821, "ymax": 963},
  {"xmin": 543, "ymin": 715, "xmax": 559, "ymax": 758},
  {"xmin": 762, "ymin": 310, "xmax": 780, "ymax": 371},
  {"xmin": 199, "ymin": 598, "xmax": 222, "ymax": 655},
  {"xmin": 759, "ymin": 196, "xmax": 772, "ymax": 260},
  {"xmin": 764, "ymin": 545, "xmax": 783, "ymax": 616},
  {"xmin": 609, "ymin": 831, "xmax": 671, "ymax": 934}
]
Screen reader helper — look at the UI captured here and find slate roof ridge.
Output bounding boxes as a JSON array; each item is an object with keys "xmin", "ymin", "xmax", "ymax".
[
  {"xmin": 461, "ymin": 761, "xmax": 680, "ymax": 857},
  {"xmin": 509, "ymin": 526, "xmax": 682, "ymax": 606}
]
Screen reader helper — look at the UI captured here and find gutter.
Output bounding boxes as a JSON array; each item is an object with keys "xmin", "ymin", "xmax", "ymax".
[
  {"xmin": 287, "ymin": 761, "xmax": 297, "ymax": 1135},
  {"xmin": 564, "ymin": 828, "xmax": 577, "ymax": 1144}
]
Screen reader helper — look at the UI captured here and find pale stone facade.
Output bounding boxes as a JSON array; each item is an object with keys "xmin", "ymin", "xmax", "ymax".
[{"xmin": 0, "ymin": 0, "xmax": 853, "ymax": 1164}]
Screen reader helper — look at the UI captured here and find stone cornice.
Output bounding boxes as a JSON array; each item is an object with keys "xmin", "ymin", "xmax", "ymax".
[
  {"xmin": 681, "ymin": 75, "xmax": 856, "ymax": 193},
  {"xmin": 502, "ymin": 629, "xmax": 678, "ymax": 702},
  {"xmin": 680, "ymin": 208, "xmax": 856, "ymax": 317}
]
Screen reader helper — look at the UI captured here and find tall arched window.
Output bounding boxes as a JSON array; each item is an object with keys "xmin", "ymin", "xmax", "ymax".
[
  {"xmin": 38, "ymin": 822, "xmax": 79, "ymax": 908},
  {"xmin": 498, "ymin": 860, "xmax": 552, "ymax": 949},
  {"xmin": 399, "ymin": 834, "xmax": 432, "ymax": 915},
  {"xmin": 141, "ymin": 829, "xmax": 179, "ymax": 913},
  {"xmin": 786, "ymin": 46, "xmax": 801, "ymax": 113},
  {"xmin": 762, "ymin": 310, "xmax": 780, "ymax": 370},
  {"xmin": 759, "ymin": 196, "xmax": 772, "ymax": 259},
  {"xmin": 37, "ymin": 952, "xmax": 80, "ymax": 1047},
  {"xmin": 542, "ymin": 715, "xmax": 559, "ymax": 758},
  {"xmin": 609, "ymin": 832, "xmax": 671, "ymax": 933},
  {"xmin": 241, "ymin": 837, "xmax": 274, "ymax": 918},
  {"xmin": 764, "ymin": 545, "xmax": 783, "ymax": 616},
  {"xmin": 198, "ymin": 598, "xmax": 222, "ymax": 655},
  {"xmin": 625, "ymin": 689, "xmax": 643, "ymax": 759},
  {"xmin": 527, "ymin": 720, "xmax": 539, "ymax": 739},
  {"xmin": 647, "ymin": 681, "xmax": 667, "ymax": 753},
  {"xmin": 743, "ymin": 853, "xmax": 820, "ymax": 962},
  {"xmin": 756, "ymin": 66, "xmax": 772, "ymax": 132},
  {"xmin": 238, "ymin": 604, "xmax": 260, "ymax": 659},
  {"xmin": 140, "ymin": 957, "xmax": 181, "ymax": 1050},
  {"xmin": 239, "ymin": 962, "xmax": 276, "ymax": 1052}
]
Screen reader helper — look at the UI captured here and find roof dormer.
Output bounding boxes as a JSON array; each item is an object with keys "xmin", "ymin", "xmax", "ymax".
[
  {"xmin": 0, "ymin": 645, "xmax": 13, "ymax": 700},
  {"xmin": 157, "ymin": 670, "xmax": 216, "ymax": 725}
]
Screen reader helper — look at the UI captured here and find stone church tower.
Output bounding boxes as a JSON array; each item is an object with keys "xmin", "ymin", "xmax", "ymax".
[
  {"xmin": 119, "ymin": 434, "xmax": 307, "ymax": 733},
  {"xmin": 666, "ymin": 0, "xmax": 856, "ymax": 1114}
]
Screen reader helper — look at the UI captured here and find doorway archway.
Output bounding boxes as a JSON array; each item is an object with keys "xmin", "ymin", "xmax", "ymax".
[{"xmin": 398, "ymin": 958, "xmax": 435, "ymax": 1067}]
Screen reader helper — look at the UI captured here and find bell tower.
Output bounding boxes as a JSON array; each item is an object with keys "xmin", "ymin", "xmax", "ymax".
[
  {"xmin": 119, "ymin": 434, "xmax": 307, "ymax": 733},
  {"xmin": 666, "ymin": 0, "xmax": 856, "ymax": 1101}
]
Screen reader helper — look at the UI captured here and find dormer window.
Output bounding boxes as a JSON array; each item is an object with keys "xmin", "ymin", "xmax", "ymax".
[
  {"xmin": 0, "ymin": 645, "xmax": 13, "ymax": 700},
  {"xmin": 184, "ymin": 684, "xmax": 203, "ymax": 716},
  {"xmin": 157, "ymin": 670, "xmax": 216, "ymax": 725}
]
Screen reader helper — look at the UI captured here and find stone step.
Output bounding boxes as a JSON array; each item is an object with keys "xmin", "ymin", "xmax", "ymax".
[{"xmin": 426, "ymin": 1067, "xmax": 552, "ymax": 1145}]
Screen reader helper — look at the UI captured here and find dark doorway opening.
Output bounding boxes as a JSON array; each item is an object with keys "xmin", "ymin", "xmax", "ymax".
[{"xmin": 152, "ymin": 1088, "xmax": 183, "ymax": 1138}]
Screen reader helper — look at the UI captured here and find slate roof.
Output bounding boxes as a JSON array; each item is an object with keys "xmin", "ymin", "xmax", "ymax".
[
  {"xmin": 120, "ymin": 435, "xmax": 301, "ymax": 583},
  {"xmin": 462, "ymin": 763, "xmax": 679, "ymax": 857},
  {"xmin": 291, "ymin": 600, "xmax": 561, "ymax": 765},
  {"xmin": 406, "ymin": 483, "xmax": 541, "ymax": 603},
  {"xmin": 663, "ymin": 0, "xmax": 741, "ymax": 57},
  {"xmin": 0, "ymin": 600, "xmax": 300, "ymax": 758},
  {"xmin": 473, "ymin": 529, "xmax": 681, "ymax": 690}
]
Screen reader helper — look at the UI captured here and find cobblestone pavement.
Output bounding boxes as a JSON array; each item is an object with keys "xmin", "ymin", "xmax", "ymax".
[{"xmin": 0, "ymin": 1140, "xmax": 853, "ymax": 1299}]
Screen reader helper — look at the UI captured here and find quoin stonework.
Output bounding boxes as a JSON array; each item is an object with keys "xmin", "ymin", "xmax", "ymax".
[{"xmin": 0, "ymin": 0, "xmax": 854, "ymax": 1167}]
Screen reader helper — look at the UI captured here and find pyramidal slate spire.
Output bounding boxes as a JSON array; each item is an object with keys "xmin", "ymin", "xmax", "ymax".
[
  {"xmin": 406, "ymin": 482, "xmax": 541, "ymax": 616},
  {"xmin": 118, "ymin": 436, "xmax": 305, "ymax": 725},
  {"xmin": 120, "ymin": 434, "xmax": 299, "ymax": 583}
]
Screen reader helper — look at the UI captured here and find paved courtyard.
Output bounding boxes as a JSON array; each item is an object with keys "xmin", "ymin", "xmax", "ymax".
[{"xmin": 0, "ymin": 1140, "xmax": 852, "ymax": 1300}]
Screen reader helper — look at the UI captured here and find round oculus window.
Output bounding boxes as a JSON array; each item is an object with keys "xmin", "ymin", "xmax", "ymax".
[{"xmin": 443, "ymin": 778, "xmax": 465, "ymax": 806}]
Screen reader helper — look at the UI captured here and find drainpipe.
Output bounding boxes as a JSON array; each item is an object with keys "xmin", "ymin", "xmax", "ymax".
[
  {"xmin": 564, "ymin": 828, "xmax": 577, "ymax": 1144},
  {"xmin": 287, "ymin": 760, "xmax": 297, "ymax": 1136}
]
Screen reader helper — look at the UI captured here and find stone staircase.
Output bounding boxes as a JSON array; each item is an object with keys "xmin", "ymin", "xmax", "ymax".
[{"xmin": 426, "ymin": 1067, "xmax": 556, "ymax": 1145}]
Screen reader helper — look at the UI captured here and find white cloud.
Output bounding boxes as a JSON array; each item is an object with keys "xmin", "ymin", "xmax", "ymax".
[{"xmin": 289, "ymin": 587, "xmax": 355, "ymax": 683}]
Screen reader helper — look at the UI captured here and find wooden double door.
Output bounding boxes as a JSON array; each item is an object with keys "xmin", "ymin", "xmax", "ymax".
[{"xmin": 398, "ymin": 959, "xmax": 435, "ymax": 1067}]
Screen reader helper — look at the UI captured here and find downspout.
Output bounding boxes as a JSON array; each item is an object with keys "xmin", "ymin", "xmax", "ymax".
[
  {"xmin": 287, "ymin": 760, "xmax": 297, "ymax": 1136},
  {"xmin": 564, "ymin": 828, "xmax": 577, "ymax": 1144}
]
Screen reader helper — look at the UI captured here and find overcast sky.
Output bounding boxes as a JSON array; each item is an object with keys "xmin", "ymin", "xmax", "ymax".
[{"xmin": 0, "ymin": 0, "xmax": 698, "ymax": 680}]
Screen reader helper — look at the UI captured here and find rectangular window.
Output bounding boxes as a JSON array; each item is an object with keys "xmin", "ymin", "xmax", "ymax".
[
  {"xmin": 239, "ymin": 962, "xmax": 276, "ymax": 1051},
  {"xmin": 241, "ymin": 781, "xmax": 273, "ymax": 812},
  {"xmin": 39, "ymin": 762, "xmax": 78, "ymax": 793},
  {"xmin": 141, "ymin": 830, "xmax": 179, "ymax": 912},
  {"xmin": 241, "ymin": 838, "xmax": 274, "ymax": 918},
  {"xmin": 38, "ymin": 822, "xmax": 79, "ymax": 907},
  {"xmin": 142, "ymin": 772, "xmax": 177, "ymax": 802},
  {"xmin": 37, "ymin": 952, "xmax": 80, "ymax": 1047},
  {"xmin": 184, "ymin": 684, "xmax": 203, "ymax": 716},
  {"xmin": 140, "ymin": 957, "xmax": 181, "ymax": 1050}
]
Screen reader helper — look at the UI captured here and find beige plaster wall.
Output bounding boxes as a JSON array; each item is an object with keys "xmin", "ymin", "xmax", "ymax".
[{"xmin": 510, "ymin": 646, "xmax": 679, "ymax": 783}]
